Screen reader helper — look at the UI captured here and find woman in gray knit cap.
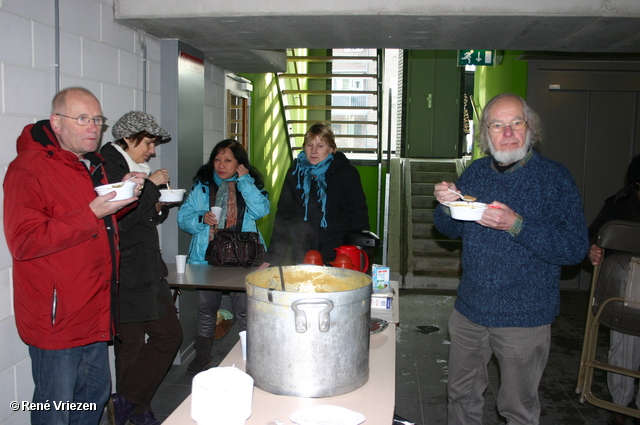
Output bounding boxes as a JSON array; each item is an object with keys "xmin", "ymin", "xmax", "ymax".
[{"xmin": 102, "ymin": 111, "xmax": 183, "ymax": 425}]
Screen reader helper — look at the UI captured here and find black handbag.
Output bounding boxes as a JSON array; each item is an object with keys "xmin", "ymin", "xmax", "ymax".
[{"xmin": 205, "ymin": 229, "xmax": 265, "ymax": 267}]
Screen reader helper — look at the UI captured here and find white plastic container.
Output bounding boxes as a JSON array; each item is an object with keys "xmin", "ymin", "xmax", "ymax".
[
  {"xmin": 447, "ymin": 201, "xmax": 488, "ymax": 221},
  {"xmin": 191, "ymin": 366, "xmax": 254, "ymax": 425},
  {"xmin": 94, "ymin": 180, "xmax": 136, "ymax": 201},
  {"xmin": 159, "ymin": 189, "xmax": 186, "ymax": 202}
]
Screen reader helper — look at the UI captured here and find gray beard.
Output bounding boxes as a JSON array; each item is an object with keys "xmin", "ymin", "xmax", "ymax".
[{"xmin": 489, "ymin": 134, "xmax": 532, "ymax": 165}]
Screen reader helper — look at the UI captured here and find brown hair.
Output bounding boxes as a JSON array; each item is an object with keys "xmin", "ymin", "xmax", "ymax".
[{"xmin": 304, "ymin": 123, "xmax": 337, "ymax": 152}]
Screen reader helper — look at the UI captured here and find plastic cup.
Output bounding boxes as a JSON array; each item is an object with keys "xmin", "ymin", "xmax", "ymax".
[
  {"xmin": 176, "ymin": 255, "xmax": 187, "ymax": 273},
  {"xmin": 239, "ymin": 331, "xmax": 247, "ymax": 360},
  {"xmin": 210, "ymin": 206, "xmax": 222, "ymax": 221}
]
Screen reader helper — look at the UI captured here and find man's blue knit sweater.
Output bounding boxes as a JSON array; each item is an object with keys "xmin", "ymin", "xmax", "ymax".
[{"xmin": 434, "ymin": 150, "xmax": 589, "ymax": 328}]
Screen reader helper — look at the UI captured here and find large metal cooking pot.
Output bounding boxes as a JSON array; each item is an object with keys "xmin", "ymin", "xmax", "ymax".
[{"xmin": 245, "ymin": 265, "xmax": 371, "ymax": 397}]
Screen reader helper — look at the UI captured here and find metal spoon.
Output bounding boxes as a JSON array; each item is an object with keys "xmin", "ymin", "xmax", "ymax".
[{"xmin": 447, "ymin": 188, "xmax": 477, "ymax": 202}]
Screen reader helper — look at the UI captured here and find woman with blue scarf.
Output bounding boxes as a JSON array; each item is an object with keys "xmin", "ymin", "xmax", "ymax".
[
  {"xmin": 261, "ymin": 123, "xmax": 369, "ymax": 267},
  {"xmin": 177, "ymin": 139, "xmax": 270, "ymax": 372}
]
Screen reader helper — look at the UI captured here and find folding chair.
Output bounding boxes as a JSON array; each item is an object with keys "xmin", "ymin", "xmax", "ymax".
[{"xmin": 576, "ymin": 220, "xmax": 640, "ymax": 418}]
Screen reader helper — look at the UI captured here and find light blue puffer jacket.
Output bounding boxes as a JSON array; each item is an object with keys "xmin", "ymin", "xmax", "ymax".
[{"xmin": 177, "ymin": 174, "xmax": 270, "ymax": 264}]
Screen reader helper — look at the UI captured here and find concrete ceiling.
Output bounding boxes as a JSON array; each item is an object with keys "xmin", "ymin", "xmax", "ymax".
[{"xmin": 114, "ymin": 1, "xmax": 640, "ymax": 73}]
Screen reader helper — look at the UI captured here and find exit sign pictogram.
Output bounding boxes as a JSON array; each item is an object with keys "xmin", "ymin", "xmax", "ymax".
[{"xmin": 458, "ymin": 50, "xmax": 495, "ymax": 66}]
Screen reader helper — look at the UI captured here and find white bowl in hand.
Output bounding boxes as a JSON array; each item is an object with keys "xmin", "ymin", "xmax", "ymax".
[
  {"xmin": 446, "ymin": 201, "xmax": 488, "ymax": 221},
  {"xmin": 94, "ymin": 180, "xmax": 136, "ymax": 201},
  {"xmin": 159, "ymin": 189, "xmax": 186, "ymax": 203}
]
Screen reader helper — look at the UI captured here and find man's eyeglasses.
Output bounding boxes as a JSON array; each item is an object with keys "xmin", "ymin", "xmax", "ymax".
[
  {"xmin": 487, "ymin": 120, "xmax": 527, "ymax": 133},
  {"xmin": 56, "ymin": 114, "xmax": 106, "ymax": 126}
]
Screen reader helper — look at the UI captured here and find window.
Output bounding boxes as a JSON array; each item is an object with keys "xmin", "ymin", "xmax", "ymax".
[{"xmin": 227, "ymin": 91, "xmax": 248, "ymax": 150}]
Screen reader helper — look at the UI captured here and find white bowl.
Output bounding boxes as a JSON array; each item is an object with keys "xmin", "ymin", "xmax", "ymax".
[
  {"xmin": 94, "ymin": 180, "xmax": 136, "ymax": 201},
  {"xmin": 159, "ymin": 189, "xmax": 186, "ymax": 202},
  {"xmin": 447, "ymin": 201, "xmax": 487, "ymax": 221}
]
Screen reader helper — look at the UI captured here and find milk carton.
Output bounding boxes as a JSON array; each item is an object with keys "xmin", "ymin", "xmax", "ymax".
[{"xmin": 372, "ymin": 264, "xmax": 391, "ymax": 294}]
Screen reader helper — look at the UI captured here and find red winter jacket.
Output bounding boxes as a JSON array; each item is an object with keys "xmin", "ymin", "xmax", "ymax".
[{"xmin": 3, "ymin": 121, "xmax": 120, "ymax": 350}]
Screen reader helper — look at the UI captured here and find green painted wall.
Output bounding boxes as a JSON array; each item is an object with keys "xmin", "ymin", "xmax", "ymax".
[
  {"xmin": 472, "ymin": 50, "xmax": 528, "ymax": 159},
  {"xmin": 242, "ymin": 72, "xmax": 292, "ymax": 244},
  {"xmin": 355, "ymin": 164, "xmax": 381, "ymax": 236}
]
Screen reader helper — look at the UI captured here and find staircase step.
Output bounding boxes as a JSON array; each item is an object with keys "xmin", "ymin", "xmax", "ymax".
[
  {"xmin": 412, "ymin": 239, "xmax": 461, "ymax": 256},
  {"xmin": 412, "ymin": 195, "xmax": 437, "ymax": 210},
  {"xmin": 409, "ymin": 275, "xmax": 460, "ymax": 289},
  {"xmin": 410, "ymin": 161, "xmax": 458, "ymax": 173},
  {"xmin": 412, "ymin": 209, "xmax": 434, "ymax": 224},
  {"xmin": 411, "ymin": 183, "xmax": 435, "ymax": 196},
  {"xmin": 412, "ymin": 256, "xmax": 461, "ymax": 275},
  {"xmin": 405, "ymin": 159, "xmax": 464, "ymax": 283},
  {"xmin": 281, "ymin": 50, "xmax": 380, "ymax": 153},
  {"xmin": 411, "ymin": 171, "xmax": 458, "ymax": 183},
  {"xmin": 413, "ymin": 270, "xmax": 462, "ymax": 279},
  {"xmin": 412, "ymin": 223, "xmax": 450, "ymax": 239}
]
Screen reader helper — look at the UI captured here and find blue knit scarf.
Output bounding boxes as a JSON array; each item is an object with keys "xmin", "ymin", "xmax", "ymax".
[{"xmin": 293, "ymin": 151, "xmax": 333, "ymax": 227}]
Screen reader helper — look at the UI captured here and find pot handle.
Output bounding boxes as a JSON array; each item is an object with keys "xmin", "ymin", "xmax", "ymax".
[{"xmin": 291, "ymin": 299, "xmax": 334, "ymax": 333}]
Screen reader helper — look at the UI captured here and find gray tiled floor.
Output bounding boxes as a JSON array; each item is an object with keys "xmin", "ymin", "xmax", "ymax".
[
  {"xmin": 110, "ymin": 289, "xmax": 618, "ymax": 424},
  {"xmin": 394, "ymin": 290, "xmax": 613, "ymax": 424}
]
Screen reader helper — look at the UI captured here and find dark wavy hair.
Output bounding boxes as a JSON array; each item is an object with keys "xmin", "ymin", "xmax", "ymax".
[{"xmin": 194, "ymin": 139, "xmax": 264, "ymax": 189}]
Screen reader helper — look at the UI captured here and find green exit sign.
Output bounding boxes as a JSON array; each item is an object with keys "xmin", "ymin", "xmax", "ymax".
[{"xmin": 458, "ymin": 50, "xmax": 495, "ymax": 66}]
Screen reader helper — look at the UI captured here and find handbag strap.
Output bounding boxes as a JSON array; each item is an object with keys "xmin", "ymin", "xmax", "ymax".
[
  {"xmin": 229, "ymin": 237, "xmax": 248, "ymax": 267},
  {"xmin": 235, "ymin": 231, "xmax": 263, "ymax": 267}
]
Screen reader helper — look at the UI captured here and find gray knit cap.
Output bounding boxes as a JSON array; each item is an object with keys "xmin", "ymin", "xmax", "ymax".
[{"xmin": 112, "ymin": 111, "xmax": 171, "ymax": 143}]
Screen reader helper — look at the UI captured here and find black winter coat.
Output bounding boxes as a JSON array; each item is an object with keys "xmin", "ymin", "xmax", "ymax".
[
  {"xmin": 266, "ymin": 151, "xmax": 369, "ymax": 265},
  {"xmin": 100, "ymin": 143, "xmax": 173, "ymax": 323},
  {"xmin": 588, "ymin": 186, "xmax": 640, "ymax": 244}
]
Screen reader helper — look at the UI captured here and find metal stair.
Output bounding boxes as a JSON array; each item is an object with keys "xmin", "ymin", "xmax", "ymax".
[
  {"xmin": 408, "ymin": 160, "xmax": 463, "ymax": 288},
  {"xmin": 278, "ymin": 49, "xmax": 380, "ymax": 154}
]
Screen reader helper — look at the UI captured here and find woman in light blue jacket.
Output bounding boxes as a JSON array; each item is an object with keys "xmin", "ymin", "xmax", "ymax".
[{"xmin": 177, "ymin": 139, "xmax": 269, "ymax": 372}]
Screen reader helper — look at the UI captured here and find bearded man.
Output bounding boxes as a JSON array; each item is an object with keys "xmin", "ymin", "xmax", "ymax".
[{"xmin": 433, "ymin": 93, "xmax": 589, "ymax": 425}]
